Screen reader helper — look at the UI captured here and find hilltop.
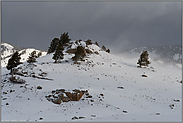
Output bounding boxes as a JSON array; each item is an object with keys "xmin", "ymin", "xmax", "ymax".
[{"xmin": 1, "ymin": 40, "xmax": 182, "ymax": 122}]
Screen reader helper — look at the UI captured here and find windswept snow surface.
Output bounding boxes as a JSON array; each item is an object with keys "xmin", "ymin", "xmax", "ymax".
[{"xmin": 1, "ymin": 45, "xmax": 182, "ymax": 122}]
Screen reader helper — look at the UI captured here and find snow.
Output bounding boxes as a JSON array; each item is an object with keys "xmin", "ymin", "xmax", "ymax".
[
  {"xmin": 1, "ymin": 43, "xmax": 182, "ymax": 122},
  {"xmin": 173, "ymin": 53, "xmax": 181, "ymax": 61},
  {"xmin": 1, "ymin": 43, "xmax": 14, "ymax": 50},
  {"xmin": 70, "ymin": 41, "xmax": 86, "ymax": 49},
  {"xmin": 1, "ymin": 44, "xmax": 47, "ymax": 68}
]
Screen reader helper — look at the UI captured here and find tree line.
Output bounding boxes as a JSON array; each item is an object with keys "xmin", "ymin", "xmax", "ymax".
[{"xmin": 6, "ymin": 32, "xmax": 151, "ymax": 80}]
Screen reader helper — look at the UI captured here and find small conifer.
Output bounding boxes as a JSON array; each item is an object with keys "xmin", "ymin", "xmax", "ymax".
[
  {"xmin": 60, "ymin": 32, "xmax": 71, "ymax": 44},
  {"xmin": 6, "ymin": 51, "xmax": 22, "ymax": 77},
  {"xmin": 102, "ymin": 45, "xmax": 106, "ymax": 51},
  {"xmin": 52, "ymin": 44, "xmax": 64, "ymax": 63},
  {"xmin": 27, "ymin": 50, "xmax": 37, "ymax": 64},
  {"xmin": 47, "ymin": 38, "xmax": 59, "ymax": 54},
  {"xmin": 137, "ymin": 51, "xmax": 151, "ymax": 67}
]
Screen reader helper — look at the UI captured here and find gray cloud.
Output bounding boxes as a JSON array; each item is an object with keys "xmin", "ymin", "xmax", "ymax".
[{"xmin": 2, "ymin": 1, "xmax": 181, "ymax": 53}]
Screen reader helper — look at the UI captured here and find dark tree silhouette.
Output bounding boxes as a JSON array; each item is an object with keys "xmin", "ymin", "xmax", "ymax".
[
  {"xmin": 52, "ymin": 44, "xmax": 64, "ymax": 63},
  {"xmin": 6, "ymin": 51, "xmax": 22, "ymax": 77},
  {"xmin": 102, "ymin": 45, "xmax": 106, "ymax": 51},
  {"xmin": 137, "ymin": 51, "xmax": 151, "ymax": 67},
  {"xmin": 47, "ymin": 38, "xmax": 59, "ymax": 54},
  {"xmin": 27, "ymin": 50, "xmax": 37, "ymax": 64},
  {"xmin": 60, "ymin": 32, "xmax": 71, "ymax": 44},
  {"xmin": 106, "ymin": 49, "xmax": 110, "ymax": 53}
]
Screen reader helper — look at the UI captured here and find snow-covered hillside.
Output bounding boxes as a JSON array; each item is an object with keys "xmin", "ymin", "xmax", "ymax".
[
  {"xmin": 1, "ymin": 41, "xmax": 182, "ymax": 122},
  {"xmin": 1, "ymin": 42, "xmax": 47, "ymax": 67}
]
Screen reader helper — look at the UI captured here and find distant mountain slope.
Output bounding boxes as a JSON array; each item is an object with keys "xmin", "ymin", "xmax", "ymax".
[
  {"xmin": 1, "ymin": 42, "xmax": 47, "ymax": 67},
  {"xmin": 121, "ymin": 45, "xmax": 182, "ymax": 64}
]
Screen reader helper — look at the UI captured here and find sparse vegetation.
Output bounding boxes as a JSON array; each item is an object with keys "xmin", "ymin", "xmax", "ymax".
[
  {"xmin": 27, "ymin": 50, "xmax": 37, "ymax": 64},
  {"xmin": 137, "ymin": 51, "xmax": 151, "ymax": 68},
  {"xmin": 72, "ymin": 45, "xmax": 86, "ymax": 61},
  {"xmin": 47, "ymin": 38, "xmax": 59, "ymax": 54},
  {"xmin": 6, "ymin": 51, "xmax": 22, "ymax": 78},
  {"xmin": 52, "ymin": 44, "xmax": 64, "ymax": 63},
  {"xmin": 60, "ymin": 32, "xmax": 71, "ymax": 45}
]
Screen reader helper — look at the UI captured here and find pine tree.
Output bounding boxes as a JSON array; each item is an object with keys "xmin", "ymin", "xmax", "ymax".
[
  {"xmin": 6, "ymin": 51, "xmax": 22, "ymax": 77},
  {"xmin": 27, "ymin": 50, "xmax": 37, "ymax": 64},
  {"xmin": 102, "ymin": 45, "xmax": 106, "ymax": 51},
  {"xmin": 137, "ymin": 51, "xmax": 151, "ymax": 67},
  {"xmin": 60, "ymin": 32, "xmax": 71, "ymax": 44},
  {"xmin": 47, "ymin": 38, "xmax": 59, "ymax": 54},
  {"xmin": 106, "ymin": 49, "xmax": 110, "ymax": 53},
  {"xmin": 52, "ymin": 44, "xmax": 64, "ymax": 63},
  {"xmin": 72, "ymin": 45, "xmax": 86, "ymax": 61}
]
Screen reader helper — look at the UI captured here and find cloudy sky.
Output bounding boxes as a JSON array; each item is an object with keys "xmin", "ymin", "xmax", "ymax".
[{"xmin": 1, "ymin": 1, "xmax": 181, "ymax": 53}]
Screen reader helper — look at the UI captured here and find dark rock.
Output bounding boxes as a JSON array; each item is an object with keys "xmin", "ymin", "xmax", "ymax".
[
  {"xmin": 72, "ymin": 116, "xmax": 79, "ymax": 120},
  {"xmin": 39, "ymin": 117, "xmax": 43, "ymax": 120},
  {"xmin": 2, "ymin": 98, "xmax": 7, "ymax": 100},
  {"xmin": 79, "ymin": 116, "xmax": 86, "ymax": 119},
  {"xmin": 156, "ymin": 112, "xmax": 160, "ymax": 115},
  {"xmin": 90, "ymin": 99, "xmax": 94, "ymax": 102},
  {"xmin": 94, "ymin": 51, "xmax": 99, "ymax": 55},
  {"xmin": 123, "ymin": 110, "xmax": 128, "ymax": 113},
  {"xmin": 6, "ymin": 103, "xmax": 9, "ymax": 105},
  {"xmin": 10, "ymin": 89, "xmax": 15, "ymax": 93},
  {"xmin": 52, "ymin": 90, "xmax": 56, "ymax": 93},
  {"xmin": 117, "ymin": 87, "xmax": 124, "ymax": 89},
  {"xmin": 86, "ymin": 95, "xmax": 92, "ymax": 98},
  {"xmin": 37, "ymin": 86, "xmax": 42, "ymax": 89},
  {"xmin": 3, "ymin": 92, "xmax": 7, "ymax": 94},
  {"xmin": 91, "ymin": 114, "xmax": 96, "ymax": 117},
  {"xmin": 142, "ymin": 75, "xmax": 148, "ymax": 77},
  {"xmin": 100, "ymin": 94, "xmax": 104, "ymax": 96},
  {"xmin": 169, "ymin": 104, "xmax": 174, "ymax": 109},
  {"xmin": 85, "ymin": 49, "xmax": 93, "ymax": 54},
  {"xmin": 174, "ymin": 99, "xmax": 180, "ymax": 102},
  {"xmin": 59, "ymin": 89, "xmax": 66, "ymax": 92}
]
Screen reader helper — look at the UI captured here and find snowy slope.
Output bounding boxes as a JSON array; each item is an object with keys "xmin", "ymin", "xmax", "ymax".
[
  {"xmin": 1, "ymin": 42, "xmax": 182, "ymax": 122},
  {"xmin": 1, "ymin": 43, "xmax": 47, "ymax": 67}
]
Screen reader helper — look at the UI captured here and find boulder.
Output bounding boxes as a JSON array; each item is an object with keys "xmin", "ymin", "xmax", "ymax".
[
  {"xmin": 46, "ymin": 89, "xmax": 88, "ymax": 104},
  {"xmin": 37, "ymin": 86, "xmax": 42, "ymax": 89},
  {"xmin": 142, "ymin": 75, "xmax": 148, "ymax": 77}
]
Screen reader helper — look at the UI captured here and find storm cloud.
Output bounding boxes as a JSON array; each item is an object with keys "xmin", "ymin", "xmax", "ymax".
[{"xmin": 1, "ymin": 1, "xmax": 181, "ymax": 53}]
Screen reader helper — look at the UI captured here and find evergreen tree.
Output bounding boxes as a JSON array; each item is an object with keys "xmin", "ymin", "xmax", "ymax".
[
  {"xmin": 102, "ymin": 45, "xmax": 106, "ymax": 51},
  {"xmin": 95, "ymin": 41, "xmax": 99, "ymax": 47},
  {"xmin": 47, "ymin": 38, "xmax": 59, "ymax": 54},
  {"xmin": 27, "ymin": 50, "xmax": 37, "ymax": 64},
  {"xmin": 137, "ymin": 51, "xmax": 151, "ymax": 67},
  {"xmin": 106, "ymin": 49, "xmax": 110, "ymax": 53},
  {"xmin": 36, "ymin": 52, "xmax": 42, "ymax": 58},
  {"xmin": 72, "ymin": 45, "xmax": 86, "ymax": 61},
  {"xmin": 6, "ymin": 51, "xmax": 22, "ymax": 77},
  {"xmin": 52, "ymin": 44, "xmax": 64, "ymax": 63},
  {"xmin": 85, "ymin": 39, "xmax": 92, "ymax": 45},
  {"xmin": 60, "ymin": 32, "xmax": 71, "ymax": 44}
]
